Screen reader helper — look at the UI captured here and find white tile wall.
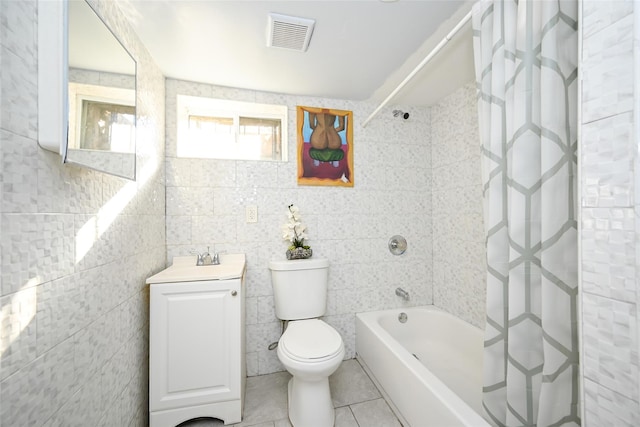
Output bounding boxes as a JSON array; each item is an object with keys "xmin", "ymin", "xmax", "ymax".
[
  {"xmin": 165, "ymin": 78, "xmax": 434, "ymax": 375},
  {"xmin": 581, "ymin": 12, "xmax": 634, "ymax": 124},
  {"xmin": 430, "ymin": 82, "xmax": 486, "ymax": 328},
  {"xmin": 0, "ymin": 1, "xmax": 166, "ymax": 426},
  {"xmin": 582, "ymin": 292, "xmax": 638, "ymax": 400},
  {"xmin": 581, "ymin": 208, "xmax": 636, "ymax": 302},
  {"xmin": 580, "ymin": 1, "xmax": 640, "ymax": 425},
  {"xmin": 584, "ymin": 378, "xmax": 640, "ymax": 426},
  {"xmin": 582, "ymin": 112, "xmax": 635, "ymax": 207}
]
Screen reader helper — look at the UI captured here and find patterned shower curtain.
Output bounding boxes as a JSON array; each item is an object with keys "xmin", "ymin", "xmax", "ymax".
[{"xmin": 472, "ymin": 1, "xmax": 580, "ymax": 426}]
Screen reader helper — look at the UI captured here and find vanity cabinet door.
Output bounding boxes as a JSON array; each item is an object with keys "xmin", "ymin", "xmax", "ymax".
[{"xmin": 149, "ymin": 278, "xmax": 241, "ymax": 412}]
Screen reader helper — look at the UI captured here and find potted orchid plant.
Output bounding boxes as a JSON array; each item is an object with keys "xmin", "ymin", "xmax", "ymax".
[{"xmin": 282, "ymin": 204, "xmax": 312, "ymax": 259}]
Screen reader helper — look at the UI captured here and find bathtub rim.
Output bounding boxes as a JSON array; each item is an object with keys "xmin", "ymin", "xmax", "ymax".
[{"xmin": 356, "ymin": 305, "xmax": 489, "ymax": 427}]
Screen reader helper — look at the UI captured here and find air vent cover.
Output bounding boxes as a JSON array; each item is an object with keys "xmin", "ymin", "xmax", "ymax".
[{"xmin": 267, "ymin": 13, "xmax": 315, "ymax": 52}]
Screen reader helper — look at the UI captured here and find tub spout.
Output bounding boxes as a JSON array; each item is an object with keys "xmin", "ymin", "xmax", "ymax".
[{"xmin": 395, "ymin": 287, "xmax": 410, "ymax": 301}]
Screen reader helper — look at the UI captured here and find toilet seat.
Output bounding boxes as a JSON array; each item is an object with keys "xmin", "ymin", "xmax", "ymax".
[{"xmin": 279, "ymin": 319, "xmax": 343, "ymax": 363}]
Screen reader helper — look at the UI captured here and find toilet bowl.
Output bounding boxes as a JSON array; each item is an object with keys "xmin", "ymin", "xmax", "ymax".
[
  {"xmin": 277, "ymin": 319, "xmax": 345, "ymax": 427},
  {"xmin": 269, "ymin": 258, "xmax": 344, "ymax": 427}
]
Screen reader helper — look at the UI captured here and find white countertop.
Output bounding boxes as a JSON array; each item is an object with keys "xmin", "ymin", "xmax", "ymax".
[{"xmin": 147, "ymin": 253, "xmax": 246, "ymax": 284}]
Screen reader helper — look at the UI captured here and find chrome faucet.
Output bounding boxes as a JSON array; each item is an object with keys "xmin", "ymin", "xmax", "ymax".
[
  {"xmin": 195, "ymin": 247, "xmax": 213, "ymax": 266},
  {"xmin": 193, "ymin": 247, "xmax": 225, "ymax": 266},
  {"xmin": 395, "ymin": 287, "xmax": 410, "ymax": 301}
]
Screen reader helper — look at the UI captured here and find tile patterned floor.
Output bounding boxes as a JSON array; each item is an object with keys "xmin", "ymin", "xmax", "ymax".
[{"xmin": 181, "ymin": 359, "xmax": 402, "ymax": 427}]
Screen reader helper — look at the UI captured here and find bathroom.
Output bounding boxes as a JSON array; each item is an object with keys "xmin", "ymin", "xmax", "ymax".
[{"xmin": 1, "ymin": 0, "xmax": 638, "ymax": 426}]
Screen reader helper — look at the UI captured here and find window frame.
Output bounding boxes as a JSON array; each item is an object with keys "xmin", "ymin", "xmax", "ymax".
[
  {"xmin": 176, "ymin": 95, "xmax": 288, "ymax": 162},
  {"xmin": 68, "ymin": 82, "xmax": 135, "ymax": 152}
]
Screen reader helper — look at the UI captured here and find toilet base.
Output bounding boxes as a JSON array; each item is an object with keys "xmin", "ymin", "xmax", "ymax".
[{"xmin": 287, "ymin": 376, "xmax": 335, "ymax": 427}]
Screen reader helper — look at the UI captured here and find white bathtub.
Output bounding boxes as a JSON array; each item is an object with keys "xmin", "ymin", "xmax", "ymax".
[{"xmin": 356, "ymin": 306, "xmax": 489, "ymax": 427}]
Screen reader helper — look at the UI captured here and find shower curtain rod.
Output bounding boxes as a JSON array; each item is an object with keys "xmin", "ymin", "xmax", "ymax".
[{"xmin": 362, "ymin": 10, "xmax": 473, "ymax": 128}]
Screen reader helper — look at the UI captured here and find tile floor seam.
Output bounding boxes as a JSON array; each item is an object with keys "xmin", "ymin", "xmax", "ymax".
[
  {"xmin": 346, "ymin": 405, "xmax": 361, "ymax": 427},
  {"xmin": 349, "ymin": 395, "xmax": 385, "ymax": 405}
]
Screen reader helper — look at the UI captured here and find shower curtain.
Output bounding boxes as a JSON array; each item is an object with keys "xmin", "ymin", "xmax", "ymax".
[{"xmin": 472, "ymin": 1, "xmax": 580, "ymax": 426}]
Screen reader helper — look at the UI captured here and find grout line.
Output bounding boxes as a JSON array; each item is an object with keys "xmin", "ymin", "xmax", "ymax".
[{"xmin": 346, "ymin": 405, "xmax": 361, "ymax": 427}]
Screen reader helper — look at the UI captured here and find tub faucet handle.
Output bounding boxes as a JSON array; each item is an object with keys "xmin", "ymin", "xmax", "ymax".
[{"xmin": 395, "ymin": 287, "xmax": 410, "ymax": 301}]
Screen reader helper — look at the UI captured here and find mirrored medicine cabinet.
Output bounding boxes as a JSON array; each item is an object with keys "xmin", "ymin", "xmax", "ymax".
[{"xmin": 38, "ymin": 0, "xmax": 137, "ymax": 180}]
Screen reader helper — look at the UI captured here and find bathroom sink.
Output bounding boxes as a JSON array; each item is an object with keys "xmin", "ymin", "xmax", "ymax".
[{"xmin": 147, "ymin": 253, "xmax": 246, "ymax": 284}]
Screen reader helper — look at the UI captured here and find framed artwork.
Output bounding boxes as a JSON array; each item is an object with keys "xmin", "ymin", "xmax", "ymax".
[{"xmin": 296, "ymin": 106, "xmax": 354, "ymax": 187}]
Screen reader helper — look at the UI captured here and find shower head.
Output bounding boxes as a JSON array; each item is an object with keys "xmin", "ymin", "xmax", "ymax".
[{"xmin": 393, "ymin": 110, "xmax": 410, "ymax": 120}]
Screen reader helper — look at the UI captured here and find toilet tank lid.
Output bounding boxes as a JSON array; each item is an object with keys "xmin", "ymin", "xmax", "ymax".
[{"xmin": 269, "ymin": 257, "xmax": 329, "ymax": 271}]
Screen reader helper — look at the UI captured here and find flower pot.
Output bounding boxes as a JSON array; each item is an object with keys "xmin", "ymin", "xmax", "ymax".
[{"xmin": 286, "ymin": 247, "xmax": 312, "ymax": 260}]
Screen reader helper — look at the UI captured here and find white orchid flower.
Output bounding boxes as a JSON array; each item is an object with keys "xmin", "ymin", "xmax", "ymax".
[
  {"xmin": 287, "ymin": 205, "xmax": 301, "ymax": 221},
  {"xmin": 281, "ymin": 224, "xmax": 295, "ymax": 241},
  {"xmin": 282, "ymin": 204, "xmax": 309, "ymax": 248}
]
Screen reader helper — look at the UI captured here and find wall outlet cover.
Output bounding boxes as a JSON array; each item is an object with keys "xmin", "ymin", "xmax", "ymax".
[{"xmin": 246, "ymin": 206, "xmax": 258, "ymax": 223}]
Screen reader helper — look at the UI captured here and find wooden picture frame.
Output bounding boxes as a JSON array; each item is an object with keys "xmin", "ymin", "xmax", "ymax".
[{"xmin": 296, "ymin": 106, "xmax": 354, "ymax": 187}]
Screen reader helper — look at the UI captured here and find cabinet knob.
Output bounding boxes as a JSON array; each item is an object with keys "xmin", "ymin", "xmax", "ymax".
[{"xmin": 231, "ymin": 290, "xmax": 237, "ymax": 296}]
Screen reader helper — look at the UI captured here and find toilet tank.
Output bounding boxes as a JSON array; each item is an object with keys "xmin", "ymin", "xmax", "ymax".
[{"xmin": 268, "ymin": 258, "xmax": 329, "ymax": 320}]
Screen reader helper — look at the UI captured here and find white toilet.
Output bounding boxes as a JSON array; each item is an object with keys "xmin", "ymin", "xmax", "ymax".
[{"xmin": 269, "ymin": 258, "xmax": 345, "ymax": 427}]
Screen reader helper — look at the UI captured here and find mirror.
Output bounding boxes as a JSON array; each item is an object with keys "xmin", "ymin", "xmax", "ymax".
[{"xmin": 67, "ymin": 0, "xmax": 137, "ymax": 179}]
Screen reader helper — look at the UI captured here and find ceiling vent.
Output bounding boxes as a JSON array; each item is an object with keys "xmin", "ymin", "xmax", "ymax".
[{"xmin": 267, "ymin": 13, "xmax": 315, "ymax": 52}]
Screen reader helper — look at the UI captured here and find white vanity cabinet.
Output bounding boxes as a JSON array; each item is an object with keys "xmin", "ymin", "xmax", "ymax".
[{"xmin": 148, "ymin": 254, "xmax": 246, "ymax": 427}]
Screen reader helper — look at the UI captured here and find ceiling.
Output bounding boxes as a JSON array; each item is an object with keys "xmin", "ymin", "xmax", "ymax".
[{"xmin": 120, "ymin": 0, "xmax": 476, "ymax": 107}]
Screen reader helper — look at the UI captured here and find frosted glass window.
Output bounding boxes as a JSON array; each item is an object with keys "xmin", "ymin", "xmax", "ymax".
[{"xmin": 177, "ymin": 95, "xmax": 287, "ymax": 161}]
